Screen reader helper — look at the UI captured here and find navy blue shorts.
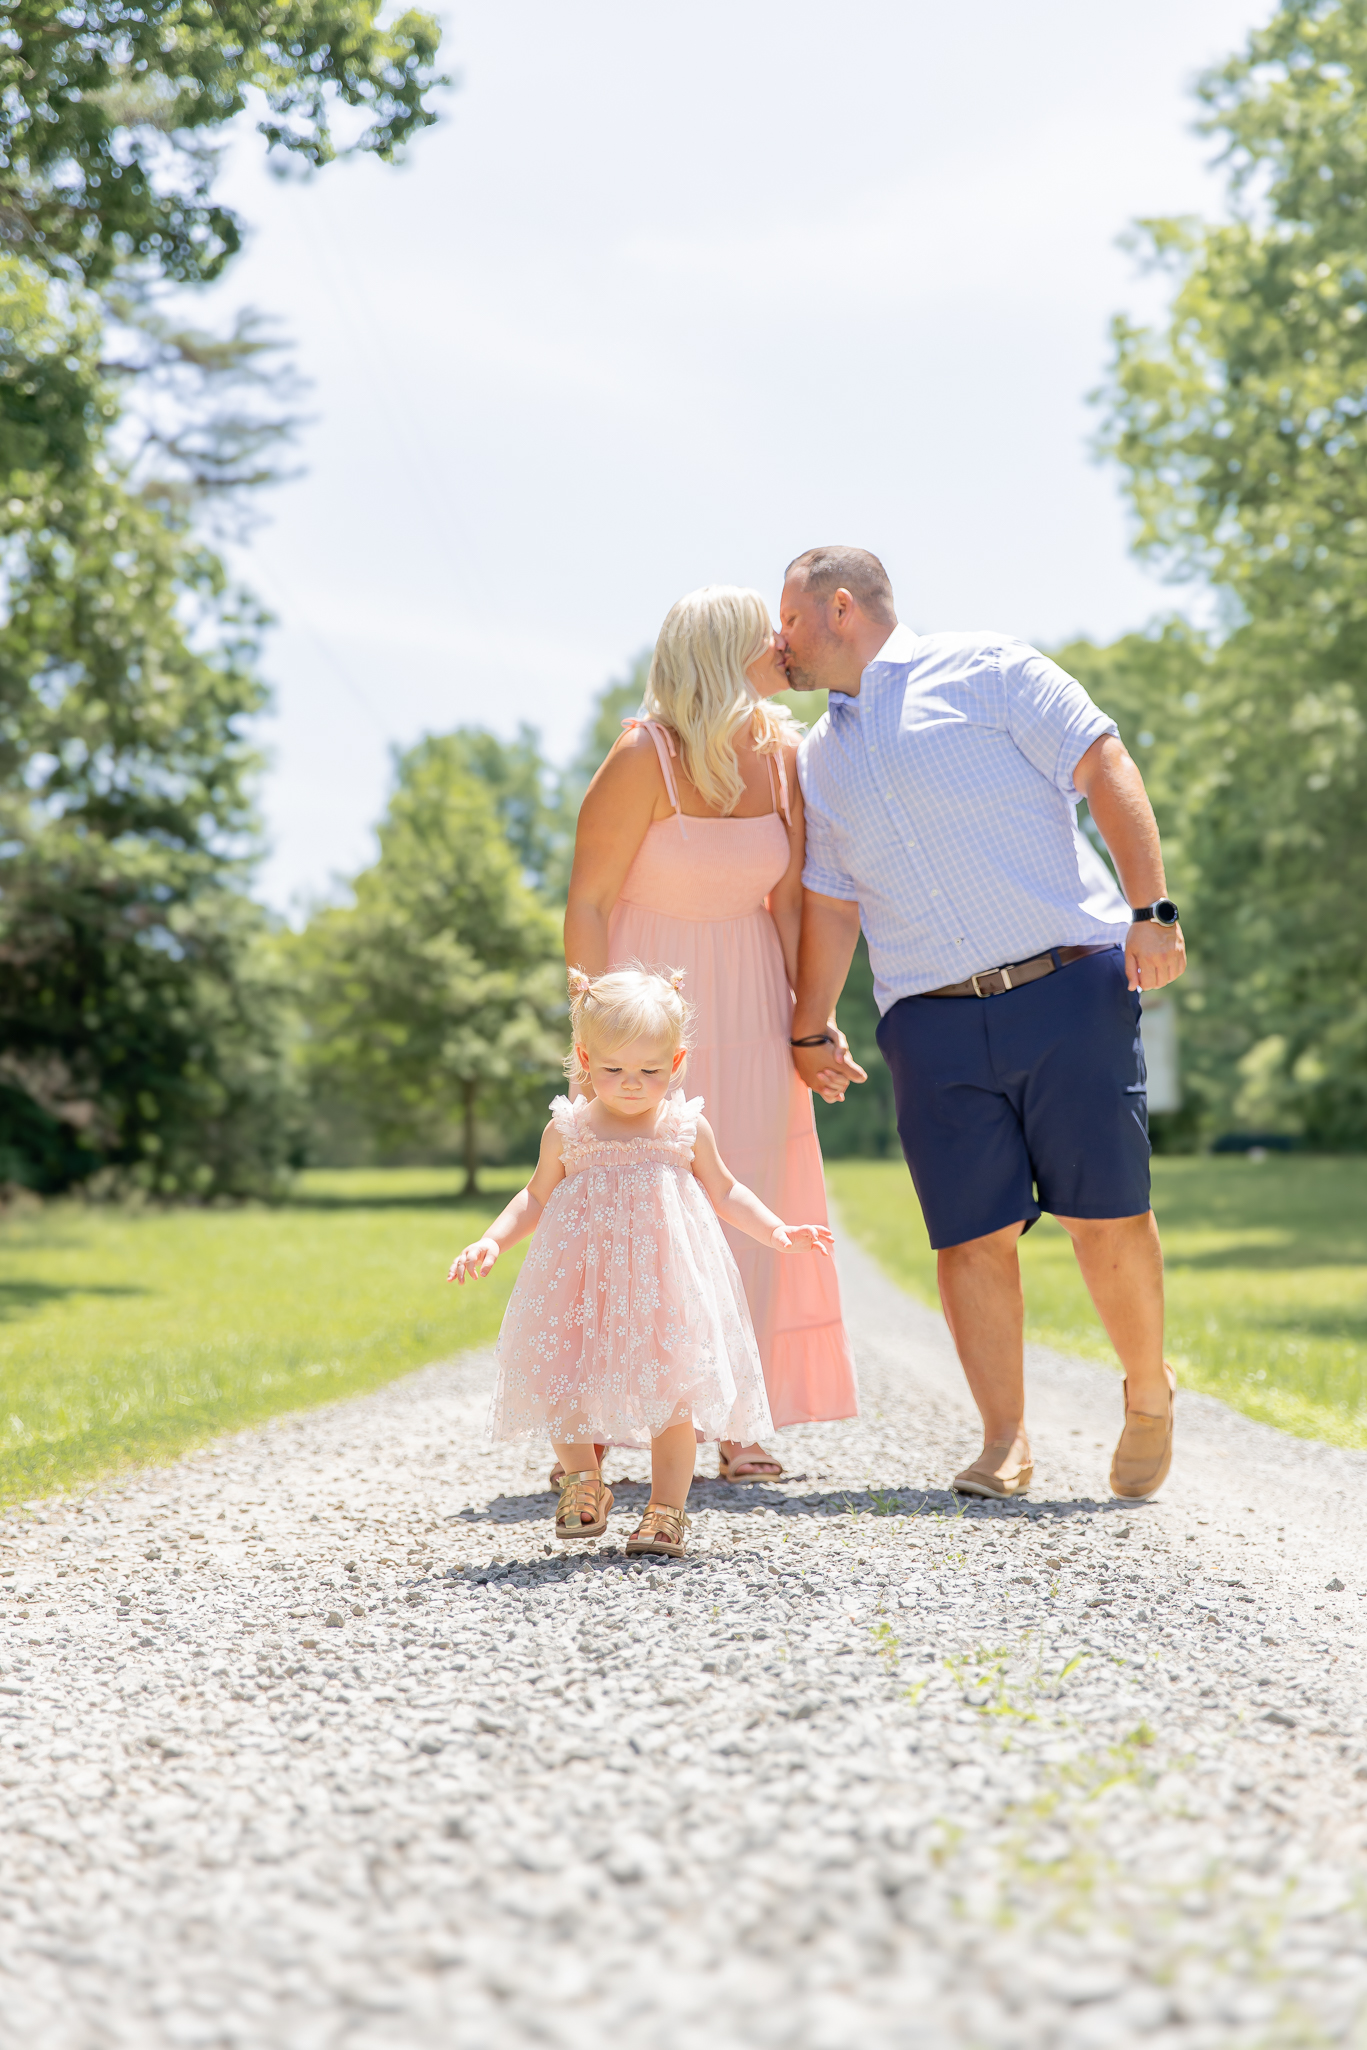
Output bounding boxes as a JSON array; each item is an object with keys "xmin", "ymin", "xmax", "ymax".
[{"xmin": 874, "ymin": 946, "xmax": 1150, "ymax": 1251}]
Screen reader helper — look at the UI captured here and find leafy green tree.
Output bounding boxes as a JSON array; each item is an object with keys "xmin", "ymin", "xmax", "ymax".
[
  {"xmin": 436, "ymin": 725, "xmax": 573, "ymax": 899},
  {"xmin": 0, "ymin": 1, "xmax": 444, "ymax": 1192},
  {"xmin": 1099, "ymin": 1, "xmax": 1367, "ymax": 627},
  {"xmin": 1097, "ymin": 0, "xmax": 1367, "ymax": 1143},
  {"xmin": 0, "ymin": 256, "xmax": 308, "ymax": 1191},
  {"xmin": 2, "ymin": 0, "xmax": 443, "ymax": 288},
  {"xmin": 295, "ymin": 739, "xmax": 566, "ymax": 1193}
]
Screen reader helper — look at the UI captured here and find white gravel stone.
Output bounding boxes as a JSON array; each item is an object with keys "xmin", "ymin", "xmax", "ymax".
[{"xmin": 2, "ymin": 1234, "xmax": 1366, "ymax": 2048}]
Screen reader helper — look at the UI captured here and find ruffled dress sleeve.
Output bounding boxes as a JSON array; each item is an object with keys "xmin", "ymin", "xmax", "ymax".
[
  {"xmin": 666, "ymin": 1093, "xmax": 706, "ymax": 1159},
  {"xmin": 547, "ymin": 1093, "xmax": 582, "ymax": 1142}
]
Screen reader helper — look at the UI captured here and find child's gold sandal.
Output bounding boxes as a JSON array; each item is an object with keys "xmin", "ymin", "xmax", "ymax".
[
  {"xmin": 625, "ymin": 1504, "xmax": 690, "ymax": 1559},
  {"xmin": 555, "ymin": 1469, "xmax": 613, "ymax": 1541}
]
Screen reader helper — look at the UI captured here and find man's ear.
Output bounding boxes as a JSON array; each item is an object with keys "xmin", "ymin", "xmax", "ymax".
[{"xmin": 830, "ymin": 586, "xmax": 855, "ymax": 632}]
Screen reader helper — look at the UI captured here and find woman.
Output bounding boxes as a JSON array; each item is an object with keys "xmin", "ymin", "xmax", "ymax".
[{"xmin": 565, "ymin": 585, "xmax": 857, "ymax": 1478}]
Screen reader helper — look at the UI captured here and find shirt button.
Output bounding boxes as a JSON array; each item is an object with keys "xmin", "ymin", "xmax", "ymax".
[{"xmin": 906, "ymin": 841, "xmax": 916, "ymax": 850}]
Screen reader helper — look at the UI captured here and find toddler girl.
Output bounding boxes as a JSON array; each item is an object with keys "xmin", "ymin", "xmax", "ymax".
[{"xmin": 448, "ymin": 966, "xmax": 833, "ymax": 1558}]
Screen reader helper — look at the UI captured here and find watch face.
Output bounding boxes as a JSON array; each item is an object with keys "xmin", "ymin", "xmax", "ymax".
[{"xmin": 1153, "ymin": 898, "xmax": 1180, "ymax": 927}]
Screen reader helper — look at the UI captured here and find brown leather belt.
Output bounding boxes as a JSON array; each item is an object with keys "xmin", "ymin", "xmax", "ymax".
[{"xmin": 924, "ymin": 943, "xmax": 1115, "ymax": 999}]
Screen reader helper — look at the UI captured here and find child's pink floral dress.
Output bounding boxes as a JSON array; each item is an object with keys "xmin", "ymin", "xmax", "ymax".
[{"xmin": 485, "ymin": 1093, "xmax": 774, "ymax": 1449}]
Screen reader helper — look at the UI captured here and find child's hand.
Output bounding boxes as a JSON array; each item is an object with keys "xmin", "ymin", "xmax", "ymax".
[
  {"xmin": 770, "ymin": 1223, "xmax": 835, "ymax": 1257},
  {"xmin": 448, "ymin": 1237, "xmax": 501, "ymax": 1284}
]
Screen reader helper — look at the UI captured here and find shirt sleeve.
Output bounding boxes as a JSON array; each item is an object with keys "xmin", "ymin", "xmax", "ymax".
[
  {"xmin": 797, "ymin": 737, "xmax": 860, "ymax": 900},
  {"xmin": 1000, "ymin": 642, "xmax": 1118, "ymax": 797}
]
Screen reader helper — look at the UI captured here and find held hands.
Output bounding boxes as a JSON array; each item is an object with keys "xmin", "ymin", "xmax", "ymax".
[
  {"xmin": 447, "ymin": 1237, "xmax": 501, "ymax": 1284},
  {"xmin": 790, "ymin": 1021, "xmax": 868, "ymax": 1104},
  {"xmin": 1124, "ymin": 920, "xmax": 1186, "ymax": 994},
  {"xmin": 770, "ymin": 1223, "xmax": 835, "ymax": 1257}
]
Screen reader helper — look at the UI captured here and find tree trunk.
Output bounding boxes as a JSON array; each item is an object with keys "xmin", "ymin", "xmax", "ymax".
[{"xmin": 461, "ymin": 1078, "xmax": 479, "ymax": 1198}]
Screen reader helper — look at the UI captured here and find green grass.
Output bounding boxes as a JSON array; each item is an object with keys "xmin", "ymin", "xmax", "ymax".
[
  {"xmin": 8, "ymin": 1154, "xmax": 1364, "ymax": 1506},
  {"xmin": 0, "ymin": 1168, "xmax": 528, "ymax": 1507},
  {"xmin": 826, "ymin": 1155, "xmax": 1367, "ymax": 1450}
]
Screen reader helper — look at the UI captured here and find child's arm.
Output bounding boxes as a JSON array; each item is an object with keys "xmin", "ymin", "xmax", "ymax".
[
  {"xmin": 447, "ymin": 1122, "xmax": 567, "ymax": 1283},
  {"xmin": 690, "ymin": 1116, "xmax": 834, "ymax": 1257}
]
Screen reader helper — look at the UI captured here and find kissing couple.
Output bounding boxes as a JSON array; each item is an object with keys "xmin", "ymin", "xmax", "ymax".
[{"xmin": 563, "ymin": 545, "xmax": 1186, "ymax": 1505}]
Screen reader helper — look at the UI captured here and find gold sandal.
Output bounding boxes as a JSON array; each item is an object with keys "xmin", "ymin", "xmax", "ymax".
[
  {"xmin": 717, "ymin": 1446, "xmax": 783, "ymax": 1483},
  {"xmin": 626, "ymin": 1503, "xmax": 690, "ymax": 1559},
  {"xmin": 555, "ymin": 1469, "xmax": 613, "ymax": 1541},
  {"xmin": 550, "ymin": 1445, "xmax": 606, "ymax": 1488}
]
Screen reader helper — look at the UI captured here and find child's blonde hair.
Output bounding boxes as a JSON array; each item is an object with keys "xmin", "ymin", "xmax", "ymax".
[{"xmin": 565, "ymin": 964, "xmax": 693, "ymax": 1089}]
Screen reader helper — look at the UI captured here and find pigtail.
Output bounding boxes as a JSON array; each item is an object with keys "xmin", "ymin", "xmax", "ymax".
[
  {"xmin": 562, "ymin": 963, "xmax": 694, "ymax": 1090},
  {"xmin": 565, "ymin": 967, "xmax": 594, "ymax": 1087}
]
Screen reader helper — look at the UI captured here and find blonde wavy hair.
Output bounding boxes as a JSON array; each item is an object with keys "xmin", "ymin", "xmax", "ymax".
[
  {"xmin": 642, "ymin": 585, "xmax": 802, "ymax": 816},
  {"xmin": 565, "ymin": 964, "xmax": 694, "ymax": 1089}
]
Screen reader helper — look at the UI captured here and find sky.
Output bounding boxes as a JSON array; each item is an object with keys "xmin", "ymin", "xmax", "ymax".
[{"xmin": 200, "ymin": 0, "xmax": 1270, "ymax": 915}]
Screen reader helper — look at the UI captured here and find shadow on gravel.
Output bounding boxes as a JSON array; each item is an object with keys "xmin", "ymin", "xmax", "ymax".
[
  {"xmin": 451, "ymin": 1481, "xmax": 1141, "ymax": 1528},
  {"xmin": 420, "ymin": 1483, "xmax": 1144, "ymax": 1593}
]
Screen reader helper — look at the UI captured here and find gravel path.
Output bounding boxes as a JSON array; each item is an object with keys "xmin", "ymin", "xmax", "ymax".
[{"xmin": 3, "ymin": 1234, "xmax": 1367, "ymax": 2050}]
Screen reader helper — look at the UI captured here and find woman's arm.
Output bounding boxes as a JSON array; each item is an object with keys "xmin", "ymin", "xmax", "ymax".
[
  {"xmin": 690, "ymin": 1117, "xmax": 833, "ymax": 1257},
  {"xmin": 563, "ymin": 728, "xmax": 667, "ymax": 975},
  {"xmin": 447, "ymin": 1123, "xmax": 567, "ymax": 1282},
  {"xmin": 765, "ymin": 741, "xmax": 805, "ymax": 990}
]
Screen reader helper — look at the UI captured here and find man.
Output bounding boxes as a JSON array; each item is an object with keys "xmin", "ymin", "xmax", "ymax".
[{"xmin": 780, "ymin": 546, "xmax": 1185, "ymax": 1500}]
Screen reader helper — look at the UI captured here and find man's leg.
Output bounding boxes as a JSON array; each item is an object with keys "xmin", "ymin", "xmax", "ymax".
[
  {"xmin": 876, "ymin": 991, "xmax": 1039, "ymax": 1491},
  {"xmin": 1054, "ymin": 1210, "xmax": 1168, "ymax": 1415},
  {"xmin": 937, "ymin": 1220, "xmax": 1031, "ymax": 1472}
]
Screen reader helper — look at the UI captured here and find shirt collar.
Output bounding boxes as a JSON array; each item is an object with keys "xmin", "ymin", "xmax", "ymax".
[
  {"xmin": 829, "ymin": 621, "xmax": 917, "ymax": 708},
  {"xmin": 866, "ymin": 621, "xmax": 917, "ymax": 669}
]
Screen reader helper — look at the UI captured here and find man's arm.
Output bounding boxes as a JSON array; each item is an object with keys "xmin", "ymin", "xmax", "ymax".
[
  {"xmin": 1073, "ymin": 734, "xmax": 1186, "ymax": 993},
  {"xmin": 790, "ymin": 891, "xmax": 868, "ymax": 1099}
]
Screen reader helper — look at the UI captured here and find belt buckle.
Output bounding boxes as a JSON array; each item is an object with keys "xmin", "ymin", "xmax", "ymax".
[{"xmin": 970, "ymin": 966, "xmax": 1013, "ymax": 998}]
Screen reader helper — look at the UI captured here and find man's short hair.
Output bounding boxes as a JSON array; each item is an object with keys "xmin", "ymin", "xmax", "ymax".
[{"xmin": 784, "ymin": 545, "xmax": 895, "ymax": 622}]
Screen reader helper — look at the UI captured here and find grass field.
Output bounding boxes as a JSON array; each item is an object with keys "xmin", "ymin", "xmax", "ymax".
[
  {"xmin": 826, "ymin": 1156, "xmax": 1367, "ymax": 1450},
  {"xmin": 4, "ymin": 1156, "xmax": 1364, "ymax": 1507},
  {"xmin": 0, "ymin": 1169, "xmax": 527, "ymax": 1508}
]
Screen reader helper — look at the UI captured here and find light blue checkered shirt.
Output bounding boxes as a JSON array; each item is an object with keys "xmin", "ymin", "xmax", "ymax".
[{"xmin": 798, "ymin": 624, "xmax": 1131, "ymax": 1013}]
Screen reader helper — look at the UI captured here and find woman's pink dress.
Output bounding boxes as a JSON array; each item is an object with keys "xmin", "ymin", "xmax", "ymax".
[
  {"xmin": 486, "ymin": 1093, "xmax": 773, "ymax": 1449},
  {"xmin": 608, "ymin": 721, "xmax": 858, "ymax": 1430}
]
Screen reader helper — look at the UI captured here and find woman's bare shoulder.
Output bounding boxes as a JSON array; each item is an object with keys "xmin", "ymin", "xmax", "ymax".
[{"xmin": 585, "ymin": 722, "xmax": 667, "ymax": 797}]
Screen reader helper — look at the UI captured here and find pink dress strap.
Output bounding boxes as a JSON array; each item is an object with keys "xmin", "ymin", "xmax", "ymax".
[
  {"xmin": 622, "ymin": 717, "xmax": 687, "ymax": 839},
  {"xmin": 766, "ymin": 749, "xmax": 792, "ymax": 828}
]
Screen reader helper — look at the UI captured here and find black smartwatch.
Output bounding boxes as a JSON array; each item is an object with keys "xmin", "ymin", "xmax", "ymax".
[{"xmin": 1132, "ymin": 899, "xmax": 1180, "ymax": 928}]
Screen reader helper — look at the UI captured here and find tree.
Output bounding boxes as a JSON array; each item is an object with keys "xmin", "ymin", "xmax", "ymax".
[
  {"xmin": 1097, "ymin": 0, "xmax": 1367, "ymax": 1142},
  {"xmin": 1, "ymin": 1, "xmax": 443, "ymax": 288},
  {"xmin": 0, "ymin": 255, "xmax": 308, "ymax": 1191},
  {"xmin": 295, "ymin": 739, "xmax": 566, "ymax": 1193},
  {"xmin": 0, "ymin": 2, "xmax": 444, "ymax": 1191},
  {"xmin": 436, "ymin": 725, "xmax": 573, "ymax": 899}
]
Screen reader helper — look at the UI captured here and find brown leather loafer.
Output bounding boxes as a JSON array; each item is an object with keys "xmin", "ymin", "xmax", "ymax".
[
  {"xmin": 1110, "ymin": 1363, "xmax": 1176, "ymax": 1499},
  {"xmin": 952, "ymin": 1439, "xmax": 1033, "ymax": 1499}
]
